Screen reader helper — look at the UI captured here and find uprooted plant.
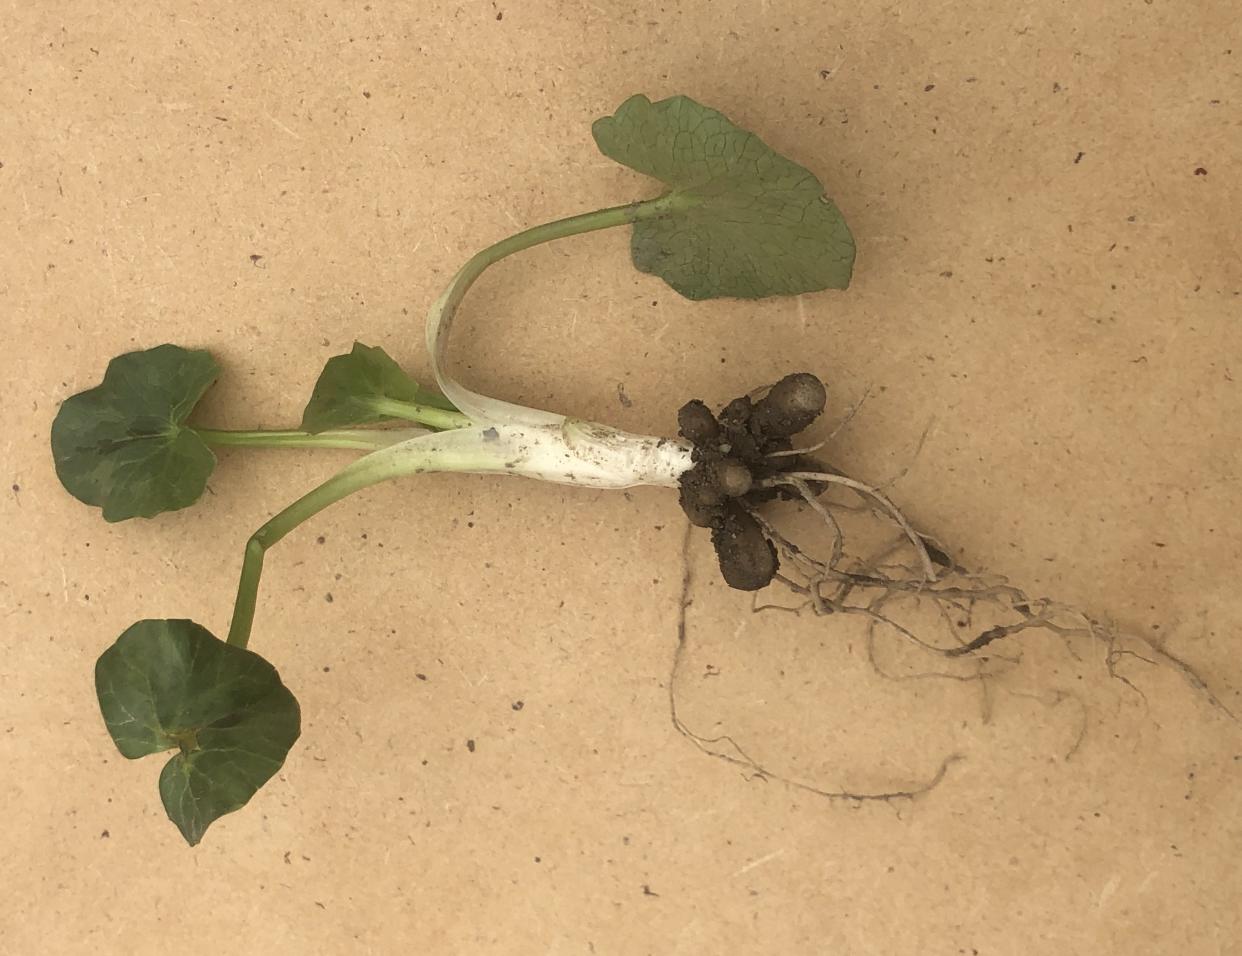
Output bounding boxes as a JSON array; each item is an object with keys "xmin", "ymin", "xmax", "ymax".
[{"xmin": 52, "ymin": 93, "xmax": 1232, "ymax": 845}]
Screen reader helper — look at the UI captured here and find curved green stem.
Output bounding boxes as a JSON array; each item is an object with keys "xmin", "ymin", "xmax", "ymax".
[
  {"xmin": 225, "ymin": 453, "xmax": 405, "ymax": 647},
  {"xmin": 195, "ymin": 427, "xmax": 425, "ymax": 452},
  {"xmin": 427, "ymin": 194, "xmax": 692, "ymax": 425},
  {"xmin": 223, "ymin": 428, "xmax": 514, "ymax": 649}
]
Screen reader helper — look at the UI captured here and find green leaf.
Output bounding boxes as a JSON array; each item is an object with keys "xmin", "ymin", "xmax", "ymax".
[
  {"xmin": 51, "ymin": 344, "xmax": 220, "ymax": 522},
  {"xmin": 300, "ymin": 342, "xmax": 455, "ymax": 432},
  {"xmin": 592, "ymin": 93, "xmax": 856, "ymax": 300},
  {"xmin": 95, "ymin": 619, "xmax": 301, "ymax": 846}
]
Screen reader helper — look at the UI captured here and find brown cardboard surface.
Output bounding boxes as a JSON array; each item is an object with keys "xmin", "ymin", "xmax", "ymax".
[{"xmin": 3, "ymin": 2, "xmax": 1240, "ymax": 953}]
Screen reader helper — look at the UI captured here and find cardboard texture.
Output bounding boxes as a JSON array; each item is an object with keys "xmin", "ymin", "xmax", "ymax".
[{"xmin": 3, "ymin": 1, "xmax": 1239, "ymax": 952}]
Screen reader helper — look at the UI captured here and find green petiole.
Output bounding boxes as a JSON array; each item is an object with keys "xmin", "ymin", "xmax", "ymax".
[
  {"xmin": 363, "ymin": 399, "xmax": 471, "ymax": 431},
  {"xmin": 225, "ymin": 453, "xmax": 404, "ymax": 647},
  {"xmin": 193, "ymin": 427, "xmax": 430, "ymax": 452},
  {"xmin": 426, "ymin": 195, "xmax": 691, "ymax": 424},
  {"xmin": 224, "ymin": 427, "xmax": 525, "ymax": 648}
]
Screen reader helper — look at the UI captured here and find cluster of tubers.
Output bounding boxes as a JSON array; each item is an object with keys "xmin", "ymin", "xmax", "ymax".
[{"xmin": 676, "ymin": 373, "xmax": 830, "ymax": 591}]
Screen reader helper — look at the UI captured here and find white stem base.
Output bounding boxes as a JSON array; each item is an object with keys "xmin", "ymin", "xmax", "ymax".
[{"xmin": 366, "ymin": 419, "xmax": 694, "ymax": 490}]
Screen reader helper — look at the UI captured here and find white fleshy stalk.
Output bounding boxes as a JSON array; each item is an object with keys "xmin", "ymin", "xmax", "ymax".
[{"xmin": 349, "ymin": 212, "xmax": 697, "ymax": 490}]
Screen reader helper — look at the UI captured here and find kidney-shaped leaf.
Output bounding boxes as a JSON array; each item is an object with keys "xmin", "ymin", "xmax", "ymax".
[
  {"xmin": 593, "ymin": 93, "xmax": 855, "ymax": 300},
  {"xmin": 95, "ymin": 619, "xmax": 301, "ymax": 846},
  {"xmin": 300, "ymin": 341, "xmax": 455, "ymax": 433},
  {"xmin": 51, "ymin": 344, "xmax": 219, "ymax": 522}
]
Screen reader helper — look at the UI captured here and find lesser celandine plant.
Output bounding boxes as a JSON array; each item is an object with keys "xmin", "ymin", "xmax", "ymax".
[{"xmin": 56, "ymin": 93, "xmax": 1208, "ymax": 846}]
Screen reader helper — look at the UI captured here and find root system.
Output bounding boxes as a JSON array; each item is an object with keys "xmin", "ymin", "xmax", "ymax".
[{"xmin": 670, "ymin": 375, "xmax": 1238, "ymax": 802}]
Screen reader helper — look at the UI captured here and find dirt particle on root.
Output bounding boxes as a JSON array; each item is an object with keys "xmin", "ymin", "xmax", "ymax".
[
  {"xmin": 923, "ymin": 540, "xmax": 955, "ymax": 568},
  {"xmin": 466, "ymin": 738, "xmax": 476, "ymax": 753}
]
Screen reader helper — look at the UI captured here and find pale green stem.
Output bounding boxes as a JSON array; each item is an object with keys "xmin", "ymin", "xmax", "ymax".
[
  {"xmin": 226, "ymin": 456, "xmax": 397, "ymax": 647},
  {"xmin": 194, "ymin": 427, "xmax": 425, "ymax": 451},
  {"xmin": 224, "ymin": 431, "xmax": 508, "ymax": 648},
  {"xmin": 427, "ymin": 194, "xmax": 693, "ymax": 424},
  {"xmin": 365, "ymin": 398, "xmax": 472, "ymax": 431}
]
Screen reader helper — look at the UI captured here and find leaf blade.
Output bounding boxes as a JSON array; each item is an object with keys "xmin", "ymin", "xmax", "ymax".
[
  {"xmin": 51, "ymin": 345, "xmax": 220, "ymax": 521},
  {"xmin": 95, "ymin": 619, "xmax": 301, "ymax": 845},
  {"xmin": 300, "ymin": 342, "xmax": 455, "ymax": 433},
  {"xmin": 592, "ymin": 94, "xmax": 855, "ymax": 300}
]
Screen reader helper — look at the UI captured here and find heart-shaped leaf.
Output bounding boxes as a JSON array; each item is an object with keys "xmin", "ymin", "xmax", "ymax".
[
  {"xmin": 300, "ymin": 342, "xmax": 456, "ymax": 433},
  {"xmin": 593, "ymin": 93, "xmax": 855, "ymax": 300},
  {"xmin": 51, "ymin": 345, "xmax": 220, "ymax": 522},
  {"xmin": 95, "ymin": 619, "xmax": 301, "ymax": 846}
]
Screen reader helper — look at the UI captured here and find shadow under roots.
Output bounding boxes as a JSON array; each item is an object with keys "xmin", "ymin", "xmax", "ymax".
[{"xmin": 668, "ymin": 484, "xmax": 1239, "ymax": 803}]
